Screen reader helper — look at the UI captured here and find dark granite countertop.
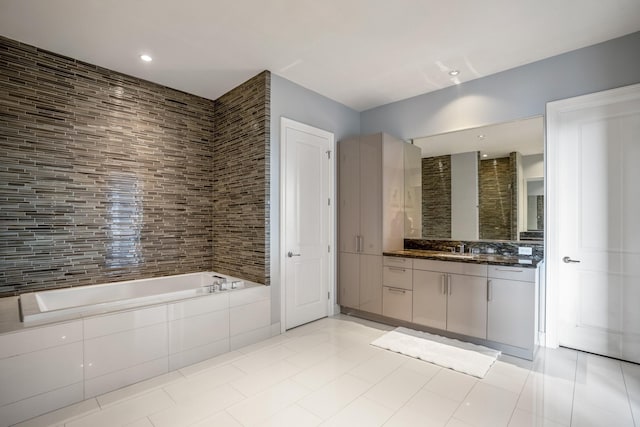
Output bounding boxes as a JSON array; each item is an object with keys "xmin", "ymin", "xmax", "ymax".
[{"xmin": 383, "ymin": 249, "xmax": 541, "ymax": 268}]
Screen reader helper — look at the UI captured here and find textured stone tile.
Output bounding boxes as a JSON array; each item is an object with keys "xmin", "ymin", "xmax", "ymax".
[{"xmin": 0, "ymin": 36, "xmax": 270, "ymax": 295}]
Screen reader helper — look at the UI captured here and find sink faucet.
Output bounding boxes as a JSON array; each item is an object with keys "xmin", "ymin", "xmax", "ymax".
[{"xmin": 458, "ymin": 244, "xmax": 465, "ymax": 254}]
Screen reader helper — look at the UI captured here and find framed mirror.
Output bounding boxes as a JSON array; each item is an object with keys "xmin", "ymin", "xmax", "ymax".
[{"xmin": 404, "ymin": 116, "xmax": 544, "ymax": 241}]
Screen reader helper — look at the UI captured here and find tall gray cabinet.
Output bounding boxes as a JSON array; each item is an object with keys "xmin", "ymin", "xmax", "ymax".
[{"xmin": 338, "ymin": 133, "xmax": 405, "ymax": 314}]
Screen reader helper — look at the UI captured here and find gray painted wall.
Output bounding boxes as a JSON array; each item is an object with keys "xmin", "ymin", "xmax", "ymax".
[
  {"xmin": 269, "ymin": 74, "xmax": 361, "ymax": 325},
  {"xmin": 361, "ymin": 31, "xmax": 640, "ymax": 139}
]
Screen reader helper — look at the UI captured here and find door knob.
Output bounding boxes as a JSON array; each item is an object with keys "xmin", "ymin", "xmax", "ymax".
[
  {"xmin": 562, "ymin": 256, "xmax": 581, "ymax": 263},
  {"xmin": 287, "ymin": 251, "xmax": 301, "ymax": 258}
]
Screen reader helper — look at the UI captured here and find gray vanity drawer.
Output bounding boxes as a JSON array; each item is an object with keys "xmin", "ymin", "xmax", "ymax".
[
  {"xmin": 383, "ymin": 256, "xmax": 413, "ymax": 268},
  {"xmin": 383, "ymin": 265, "xmax": 412, "ymax": 290},
  {"xmin": 382, "ymin": 286, "xmax": 412, "ymax": 322},
  {"xmin": 488, "ymin": 265, "xmax": 535, "ymax": 282}
]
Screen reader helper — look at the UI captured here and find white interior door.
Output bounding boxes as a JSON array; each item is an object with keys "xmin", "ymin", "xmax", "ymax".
[
  {"xmin": 547, "ymin": 83, "xmax": 640, "ymax": 363},
  {"xmin": 281, "ymin": 118, "xmax": 334, "ymax": 330}
]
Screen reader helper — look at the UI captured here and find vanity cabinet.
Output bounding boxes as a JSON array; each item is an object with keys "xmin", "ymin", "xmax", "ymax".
[
  {"xmin": 338, "ymin": 133, "xmax": 405, "ymax": 315},
  {"xmin": 487, "ymin": 266, "xmax": 536, "ymax": 350},
  {"xmin": 412, "ymin": 259, "xmax": 488, "ymax": 339},
  {"xmin": 382, "ymin": 256, "xmax": 413, "ymax": 321}
]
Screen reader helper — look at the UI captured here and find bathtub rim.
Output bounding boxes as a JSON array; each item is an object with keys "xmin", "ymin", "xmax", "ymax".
[{"xmin": 17, "ymin": 271, "xmax": 263, "ymax": 326}]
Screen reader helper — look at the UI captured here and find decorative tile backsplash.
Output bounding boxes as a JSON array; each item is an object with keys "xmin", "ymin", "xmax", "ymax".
[
  {"xmin": 213, "ymin": 71, "xmax": 270, "ymax": 285},
  {"xmin": 0, "ymin": 36, "xmax": 271, "ymax": 296}
]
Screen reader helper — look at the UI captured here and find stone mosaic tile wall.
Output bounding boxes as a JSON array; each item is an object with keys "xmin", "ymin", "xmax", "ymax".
[
  {"xmin": 478, "ymin": 155, "xmax": 517, "ymax": 240},
  {"xmin": 213, "ymin": 71, "xmax": 270, "ymax": 285},
  {"xmin": 537, "ymin": 195, "xmax": 544, "ymax": 230},
  {"xmin": 422, "ymin": 155, "xmax": 451, "ymax": 238},
  {"xmin": 0, "ymin": 36, "xmax": 217, "ymax": 296}
]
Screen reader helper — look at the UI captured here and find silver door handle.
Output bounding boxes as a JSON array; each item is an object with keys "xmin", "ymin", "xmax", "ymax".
[
  {"xmin": 287, "ymin": 251, "xmax": 301, "ymax": 258},
  {"xmin": 487, "ymin": 280, "xmax": 492, "ymax": 301},
  {"xmin": 562, "ymin": 256, "xmax": 580, "ymax": 263}
]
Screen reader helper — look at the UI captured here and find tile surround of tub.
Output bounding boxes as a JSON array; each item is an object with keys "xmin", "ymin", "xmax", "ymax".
[
  {"xmin": 212, "ymin": 71, "xmax": 271, "ymax": 286},
  {"xmin": 0, "ymin": 36, "xmax": 215, "ymax": 295},
  {"xmin": 0, "ymin": 35, "xmax": 272, "ymax": 296}
]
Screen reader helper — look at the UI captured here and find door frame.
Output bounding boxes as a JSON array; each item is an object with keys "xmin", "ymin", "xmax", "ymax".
[
  {"xmin": 279, "ymin": 117, "xmax": 336, "ymax": 333},
  {"xmin": 545, "ymin": 82, "xmax": 640, "ymax": 349}
]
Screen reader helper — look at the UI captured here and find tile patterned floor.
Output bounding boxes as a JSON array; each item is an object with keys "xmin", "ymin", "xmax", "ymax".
[{"xmin": 15, "ymin": 315, "xmax": 639, "ymax": 427}]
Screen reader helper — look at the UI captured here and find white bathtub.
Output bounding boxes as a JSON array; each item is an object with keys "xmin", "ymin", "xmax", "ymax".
[
  {"xmin": 2, "ymin": 272, "xmax": 273, "ymax": 426},
  {"xmin": 19, "ymin": 271, "xmax": 253, "ymax": 323}
]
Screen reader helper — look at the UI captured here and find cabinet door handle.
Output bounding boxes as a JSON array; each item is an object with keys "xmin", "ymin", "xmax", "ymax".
[
  {"xmin": 448, "ymin": 275, "xmax": 452, "ymax": 295},
  {"xmin": 487, "ymin": 280, "xmax": 492, "ymax": 301},
  {"xmin": 441, "ymin": 274, "xmax": 446, "ymax": 294},
  {"xmin": 354, "ymin": 235, "xmax": 359, "ymax": 252},
  {"xmin": 360, "ymin": 236, "xmax": 364, "ymax": 252},
  {"xmin": 387, "ymin": 287, "xmax": 406, "ymax": 294},
  {"xmin": 387, "ymin": 267, "xmax": 406, "ymax": 272}
]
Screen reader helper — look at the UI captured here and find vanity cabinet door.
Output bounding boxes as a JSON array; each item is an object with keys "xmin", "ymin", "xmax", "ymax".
[
  {"xmin": 412, "ymin": 270, "xmax": 447, "ymax": 330},
  {"xmin": 487, "ymin": 278, "xmax": 535, "ymax": 349},
  {"xmin": 359, "ymin": 254, "xmax": 383, "ymax": 314},
  {"xmin": 359, "ymin": 134, "xmax": 382, "ymax": 255},
  {"xmin": 339, "ymin": 252, "xmax": 360, "ymax": 309},
  {"xmin": 446, "ymin": 274, "xmax": 487, "ymax": 339},
  {"xmin": 338, "ymin": 139, "xmax": 360, "ymax": 253}
]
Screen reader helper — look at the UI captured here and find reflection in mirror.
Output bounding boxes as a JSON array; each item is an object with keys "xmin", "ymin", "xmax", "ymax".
[{"xmin": 405, "ymin": 116, "xmax": 544, "ymax": 242}]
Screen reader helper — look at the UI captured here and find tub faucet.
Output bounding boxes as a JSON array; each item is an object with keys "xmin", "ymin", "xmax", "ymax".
[{"xmin": 210, "ymin": 275, "xmax": 227, "ymax": 292}]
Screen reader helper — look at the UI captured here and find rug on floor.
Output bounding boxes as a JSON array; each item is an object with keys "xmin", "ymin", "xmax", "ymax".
[{"xmin": 370, "ymin": 327, "xmax": 500, "ymax": 378}]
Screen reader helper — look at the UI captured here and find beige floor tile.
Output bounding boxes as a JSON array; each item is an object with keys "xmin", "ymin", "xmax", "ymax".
[
  {"xmin": 423, "ymin": 368, "xmax": 477, "ymax": 402},
  {"xmin": 230, "ymin": 359, "xmax": 301, "ymax": 396},
  {"xmin": 453, "ymin": 382, "xmax": 519, "ymax": 427},
  {"xmin": 384, "ymin": 388, "xmax": 461, "ymax": 427},
  {"xmin": 321, "ymin": 396, "xmax": 393, "ymax": 427},
  {"xmin": 148, "ymin": 384, "xmax": 244, "ymax": 427},
  {"xmin": 66, "ymin": 390, "xmax": 173, "ymax": 427},
  {"xmin": 254, "ymin": 404, "xmax": 322, "ymax": 427},
  {"xmin": 291, "ymin": 355, "xmax": 357, "ymax": 390},
  {"xmin": 364, "ymin": 365, "xmax": 432, "ymax": 410},
  {"xmin": 297, "ymin": 373, "xmax": 371, "ymax": 420},
  {"xmin": 226, "ymin": 379, "xmax": 311, "ymax": 426},
  {"xmin": 507, "ymin": 408, "xmax": 567, "ymax": 427}
]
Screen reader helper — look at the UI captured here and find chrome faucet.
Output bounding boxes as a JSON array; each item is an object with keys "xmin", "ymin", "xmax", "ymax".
[
  {"xmin": 458, "ymin": 244, "xmax": 465, "ymax": 254},
  {"xmin": 205, "ymin": 275, "xmax": 228, "ymax": 293}
]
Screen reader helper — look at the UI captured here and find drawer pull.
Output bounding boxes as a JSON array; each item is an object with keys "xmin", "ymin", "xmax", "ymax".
[
  {"xmin": 387, "ymin": 267, "xmax": 406, "ymax": 272},
  {"xmin": 387, "ymin": 287, "xmax": 406, "ymax": 294},
  {"xmin": 496, "ymin": 268, "xmax": 523, "ymax": 273}
]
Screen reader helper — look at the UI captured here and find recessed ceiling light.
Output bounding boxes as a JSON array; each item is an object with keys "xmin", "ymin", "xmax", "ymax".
[
  {"xmin": 482, "ymin": 154, "xmax": 488, "ymax": 158},
  {"xmin": 478, "ymin": 134, "xmax": 485, "ymax": 140},
  {"xmin": 140, "ymin": 54, "xmax": 152, "ymax": 62},
  {"xmin": 448, "ymin": 70, "xmax": 460, "ymax": 76}
]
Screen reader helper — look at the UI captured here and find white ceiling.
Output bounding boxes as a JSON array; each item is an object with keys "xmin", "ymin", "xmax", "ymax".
[
  {"xmin": 1, "ymin": 0, "xmax": 639, "ymax": 111},
  {"xmin": 413, "ymin": 116, "xmax": 544, "ymax": 159}
]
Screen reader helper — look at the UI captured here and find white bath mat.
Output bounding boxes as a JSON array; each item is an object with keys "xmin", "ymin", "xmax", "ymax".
[{"xmin": 371, "ymin": 327, "xmax": 500, "ymax": 378}]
